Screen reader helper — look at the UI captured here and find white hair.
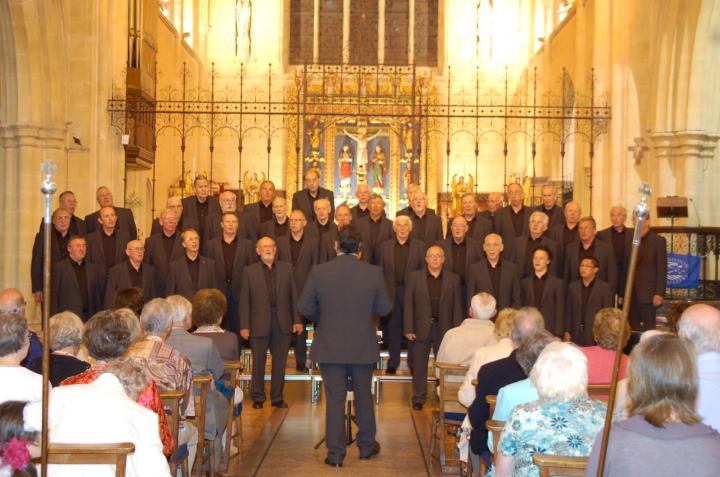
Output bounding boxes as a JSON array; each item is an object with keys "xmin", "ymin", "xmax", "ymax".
[
  {"xmin": 166, "ymin": 295, "xmax": 192, "ymax": 327},
  {"xmin": 678, "ymin": 305, "xmax": 720, "ymax": 353},
  {"xmin": 314, "ymin": 198, "xmax": 331, "ymax": 210},
  {"xmin": 529, "ymin": 210, "xmax": 549, "ymax": 227},
  {"xmin": 393, "ymin": 215, "xmax": 413, "ymax": 230},
  {"xmin": 531, "ymin": 342, "xmax": 588, "ymax": 401},
  {"xmin": 470, "ymin": 293, "xmax": 496, "ymax": 320},
  {"xmin": 48, "ymin": 312, "xmax": 84, "ymax": 351},
  {"xmin": 140, "ymin": 298, "xmax": 173, "ymax": 335}
]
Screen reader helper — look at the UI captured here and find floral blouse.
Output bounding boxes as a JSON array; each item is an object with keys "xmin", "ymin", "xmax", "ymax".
[{"xmin": 494, "ymin": 398, "xmax": 607, "ymax": 477}]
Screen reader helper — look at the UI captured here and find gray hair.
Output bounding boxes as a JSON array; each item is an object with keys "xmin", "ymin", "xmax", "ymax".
[
  {"xmin": 0, "ymin": 312, "xmax": 28, "ymax": 358},
  {"xmin": 48, "ymin": 312, "xmax": 84, "ymax": 351},
  {"xmin": 114, "ymin": 308, "xmax": 143, "ymax": 344},
  {"xmin": 139, "ymin": 298, "xmax": 173, "ymax": 335},
  {"xmin": 515, "ymin": 330, "xmax": 557, "ymax": 374},
  {"xmin": 101, "ymin": 357, "xmax": 152, "ymax": 401},
  {"xmin": 470, "ymin": 293, "xmax": 496, "ymax": 320},
  {"xmin": 531, "ymin": 341, "xmax": 588, "ymax": 401},
  {"xmin": 166, "ymin": 295, "xmax": 192, "ymax": 327},
  {"xmin": 393, "ymin": 215, "xmax": 413, "ymax": 230},
  {"xmin": 529, "ymin": 210, "xmax": 549, "ymax": 227},
  {"xmin": 678, "ymin": 304, "xmax": 720, "ymax": 353},
  {"xmin": 511, "ymin": 307, "xmax": 546, "ymax": 345}
]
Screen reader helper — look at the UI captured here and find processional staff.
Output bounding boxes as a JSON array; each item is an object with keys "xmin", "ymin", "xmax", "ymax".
[
  {"xmin": 40, "ymin": 159, "xmax": 57, "ymax": 476},
  {"xmin": 595, "ymin": 182, "xmax": 652, "ymax": 477}
]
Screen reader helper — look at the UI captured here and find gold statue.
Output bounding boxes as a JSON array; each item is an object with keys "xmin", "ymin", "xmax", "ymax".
[
  {"xmin": 243, "ymin": 170, "xmax": 266, "ymax": 203},
  {"xmin": 402, "ymin": 121, "xmax": 414, "ymax": 163},
  {"xmin": 451, "ymin": 174, "xmax": 475, "ymax": 217},
  {"xmin": 307, "ymin": 117, "xmax": 322, "ymax": 158}
]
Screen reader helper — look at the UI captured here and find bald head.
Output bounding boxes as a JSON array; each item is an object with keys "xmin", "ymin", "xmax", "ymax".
[
  {"xmin": 678, "ymin": 304, "xmax": 720, "ymax": 353},
  {"xmin": 486, "ymin": 192, "xmax": 503, "ymax": 213},
  {"xmin": 564, "ymin": 201, "xmax": 581, "ymax": 225},
  {"xmin": 0, "ymin": 289, "xmax": 25, "ymax": 314}
]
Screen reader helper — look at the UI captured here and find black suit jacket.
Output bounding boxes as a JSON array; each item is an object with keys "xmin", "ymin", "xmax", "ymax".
[
  {"xmin": 564, "ymin": 239, "xmax": 618, "ymax": 294},
  {"xmin": 468, "ymin": 350, "xmax": 525, "ymax": 455},
  {"xmin": 466, "ymin": 259, "xmax": 521, "ymax": 310},
  {"xmin": 291, "ymin": 187, "xmax": 335, "ymax": 223},
  {"xmin": 306, "ymin": 221, "xmax": 339, "ymax": 264},
  {"xmin": 150, "ymin": 216, "xmax": 200, "ymax": 237},
  {"xmin": 51, "ymin": 258, "xmax": 105, "ymax": 320},
  {"xmin": 466, "ymin": 214, "xmax": 494, "ymax": 244},
  {"xmin": 103, "ymin": 262, "xmax": 156, "ymax": 308},
  {"xmin": 350, "ymin": 204, "xmax": 370, "ymax": 221},
  {"xmin": 436, "ymin": 237, "xmax": 484, "ymax": 285},
  {"xmin": 181, "ymin": 195, "xmax": 221, "ymax": 227},
  {"xmin": 396, "ymin": 206, "xmax": 435, "ymax": 217},
  {"xmin": 546, "ymin": 224, "xmax": 579, "ymax": 263},
  {"xmin": 144, "ymin": 232, "xmax": 186, "ymax": 297},
  {"xmin": 397, "ymin": 210, "xmax": 444, "ymax": 243},
  {"xmin": 632, "ymin": 231, "xmax": 667, "ymax": 303},
  {"xmin": 496, "ymin": 205, "xmax": 532, "ymax": 244},
  {"xmin": 165, "ymin": 255, "xmax": 218, "ymax": 300},
  {"xmin": 597, "ymin": 226, "xmax": 634, "ymax": 296},
  {"xmin": 354, "ymin": 216, "xmax": 394, "ymax": 265},
  {"xmin": 533, "ymin": 204, "xmax": 565, "ymax": 228},
  {"xmin": 298, "ymin": 255, "xmax": 392, "ymax": 364},
  {"xmin": 241, "ymin": 201, "xmax": 271, "ymax": 239},
  {"xmin": 31, "ymin": 230, "xmax": 69, "ymax": 293},
  {"xmin": 37, "ymin": 215, "xmax": 86, "ymax": 235},
  {"xmin": 521, "ymin": 274, "xmax": 565, "ymax": 336},
  {"xmin": 258, "ymin": 218, "xmax": 289, "ymax": 240},
  {"xmin": 508, "ymin": 235, "xmax": 560, "ymax": 279},
  {"xmin": 276, "ymin": 234, "xmax": 319, "ymax": 296},
  {"xmin": 403, "ymin": 269, "xmax": 463, "ymax": 341},
  {"xmin": 85, "ymin": 229, "xmax": 132, "ymax": 273},
  {"xmin": 378, "ymin": 238, "xmax": 427, "ymax": 299},
  {"xmin": 205, "ymin": 236, "xmax": 257, "ymax": 301},
  {"xmin": 239, "ymin": 261, "xmax": 299, "ymax": 337},
  {"xmin": 84, "ymin": 207, "xmax": 137, "ymax": 240},
  {"xmin": 477, "ymin": 210, "xmax": 499, "ymax": 232},
  {"xmin": 566, "ymin": 279, "xmax": 614, "ymax": 345}
]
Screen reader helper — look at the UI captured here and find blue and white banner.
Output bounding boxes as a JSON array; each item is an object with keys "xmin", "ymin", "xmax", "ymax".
[{"xmin": 667, "ymin": 253, "xmax": 701, "ymax": 289}]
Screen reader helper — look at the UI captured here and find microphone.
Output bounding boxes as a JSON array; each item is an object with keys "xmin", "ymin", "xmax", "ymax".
[{"xmin": 688, "ymin": 198, "xmax": 701, "ymax": 227}]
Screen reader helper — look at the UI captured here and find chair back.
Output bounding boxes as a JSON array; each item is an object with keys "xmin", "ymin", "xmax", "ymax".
[
  {"xmin": 485, "ymin": 419, "xmax": 505, "ymax": 462},
  {"xmin": 532, "ymin": 454, "xmax": 589, "ymax": 477},
  {"xmin": 222, "ymin": 360, "xmax": 243, "ymax": 470},
  {"xmin": 47, "ymin": 443, "xmax": 135, "ymax": 477},
  {"xmin": 587, "ymin": 383, "xmax": 612, "ymax": 402},
  {"xmin": 485, "ymin": 394, "xmax": 497, "ymax": 417},
  {"xmin": 435, "ymin": 361, "xmax": 468, "ymax": 417},
  {"xmin": 159, "ymin": 390, "xmax": 186, "ymax": 447}
]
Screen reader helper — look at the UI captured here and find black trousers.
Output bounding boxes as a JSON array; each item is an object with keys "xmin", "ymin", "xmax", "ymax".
[
  {"xmin": 411, "ymin": 322, "xmax": 442, "ymax": 404},
  {"xmin": 387, "ymin": 285, "xmax": 415, "ymax": 369},
  {"xmin": 292, "ymin": 318, "xmax": 308, "ymax": 367},
  {"xmin": 249, "ymin": 315, "xmax": 291, "ymax": 403},
  {"xmin": 319, "ymin": 363, "xmax": 375, "ymax": 463},
  {"xmin": 630, "ymin": 299, "xmax": 657, "ymax": 331}
]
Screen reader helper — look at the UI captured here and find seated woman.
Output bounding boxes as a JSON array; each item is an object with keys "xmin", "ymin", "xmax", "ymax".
[
  {"xmin": 29, "ymin": 311, "xmax": 90, "ymax": 386},
  {"xmin": 0, "ymin": 313, "xmax": 43, "ymax": 406},
  {"xmin": 0, "ymin": 401, "xmax": 40, "ymax": 477},
  {"xmin": 60, "ymin": 310, "xmax": 174, "ymax": 456},
  {"xmin": 49, "ymin": 358, "xmax": 171, "ymax": 477},
  {"xmin": 580, "ymin": 307, "xmax": 630, "ymax": 384},
  {"xmin": 494, "ymin": 342, "xmax": 606, "ymax": 477},
  {"xmin": 191, "ymin": 288, "xmax": 239, "ymax": 361},
  {"xmin": 585, "ymin": 334, "xmax": 720, "ymax": 477},
  {"xmin": 114, "ymin": 307, "xmax": 143, "ymax": 344}
]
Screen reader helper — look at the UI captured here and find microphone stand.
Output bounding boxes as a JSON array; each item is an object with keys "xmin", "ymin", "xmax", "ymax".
[{"xmin": 595, "ymin": 182, "xmax": 652, "ymax": 477}]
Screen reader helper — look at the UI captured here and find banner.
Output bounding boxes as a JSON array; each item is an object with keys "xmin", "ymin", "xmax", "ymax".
[{"xmin": 667, "ymin": 253, "xmax": 701, "ymax": 289}]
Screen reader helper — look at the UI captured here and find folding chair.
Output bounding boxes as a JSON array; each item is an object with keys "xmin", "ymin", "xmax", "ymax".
[
  {"xmin": 222, "ymin": 360, "xmax": 243, "ymax": 471},
  {"xmin": 188, "ymin": 373, "xmax": 215, "ymax": 477},
  {"xmin": 429, "ymin": 361, "xmax": 469, "ymax": 474},
  {"xmin": 160, "ymin": 389, "xmax": 190, "ymax": 477}
]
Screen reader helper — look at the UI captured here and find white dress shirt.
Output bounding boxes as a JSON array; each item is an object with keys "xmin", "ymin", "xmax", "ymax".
[{"xmin": 697, "ymin": 351, "xmax": 720, "ymax": 431}]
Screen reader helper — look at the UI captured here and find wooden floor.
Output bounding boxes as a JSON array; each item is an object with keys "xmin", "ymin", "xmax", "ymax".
[{"xmin": 227, "ymin": 377, "xmax": 454, "ymax": 477}]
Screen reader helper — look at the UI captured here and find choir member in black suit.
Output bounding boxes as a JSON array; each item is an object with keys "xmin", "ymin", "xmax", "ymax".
[
  {"xmin": 205, "ymin": 212, "xmax": 257, "ymax": 335},
  {"xmin": 533, "ymin": 184, "xmax": 565, "ymax": 228},
  {"xmin": 629, "ymin": 216, "xmax": 667, "ymax": 331},
  {"xmin": 240, "ymin": 236, "xmax": 301, "ymax": 408},
  {"xmin": 181, "ymin": 175, "xmax": 221, "ymax": 239},
  {"xmin": 37, "ymin": 190, "xmax": 86, "ymax": 236},
  {"xmin": 143, "ymin": 208, "xmax": 185, "ymax": 297},
  {"xmin": 404, "ymin": 245, "xmax": 463, "ymax": 408},
  {"xmin": 150, "ymin": 195, "xmax": 200, "ymax": 236},
  {"xmin": 564, "ymin": 256, "xmax": 614, "ymax": 345},
  {"xmin": 436, "ymin": 216, "xmax": 484, "ymax": 313},
  {"xmin": 277, "ymin": 210, "xmax": 319, "ymax": 371},
  {"xmin": 547, "ymin": 200, "xmax": 581, "ymax": 253},
  {"xmin": 597, "ymin": 205, "xmax": 633, "ymax": 300},
  {"xmin": 521, "ymin": 246, "xmax": 565, "ymax": 336},
  {"xmin": 85, "ymin": 207, "xmax": 132, "ymax": 275},
  {"xmin": 84, "ymin": 186, "xmax": 137, "ymax": 240},
  {"xmin": 459, "ymin": 192, "xmax": 494, "ymax": 243},
  {"xmin": 495, "ymin": 182, "xmax": 532, "ymax": 243},
  {"xmin": 378, "ymin": 215, "xmax": 426, "ymax": 374},
  {"xmin": 508, "ymin": 211, "xmax": 560, "ymax": 279},
  {"xmin": 351, "ymin": 183, "xmax": 371, "ymax": 220},
  {"xmin": 466, "ymin": 233, "xmax": 521, "ymax": 310},
  {"xmin": 396, "ymin": 184, "xmax": 436, "ymax": 217},
  {"xmin": 477, "ymin": 191, "xmax": 503, "ymax": 230},
  {"xmin": 354, "ymin": 194, "xmax": 394, "ymax": 265},
  {"xmin": 292, "ymin": 168, "xmax": 334, "ymax": 223},
  {"xmin": 103, "ymin": 240, "xmax": 156, "ymax": 307},
  {"xmin": 243, "ymin": 180, "xmax": 275, "ymax": 238},
  {"xmin": 564, "ymin": 216, "xmax": 618, "ymax": 294},
  {"xmin": 51, "ymin": 236, "xmax": 105, "ymax": 321},
  {"xmin": 32, "ymin": 208, "xmax": 72, "ymax": 305},
  {"xmin": 398, "ymin": 191, "xmax": 443, "ymax": 243},
  {"xmin": 259, "ymin": 196, "xmax": 290, "ymax": 240},
  {"xmin": 165, "ymin": 228, "xmax": 218, "ymax": 299},
  {"xmin": 202, "ymin": 191, "xmax": 255, "ymax": 248},
  {"xmin": 307, "ymin": 198, "xmax": 338, "ymax": 263}
]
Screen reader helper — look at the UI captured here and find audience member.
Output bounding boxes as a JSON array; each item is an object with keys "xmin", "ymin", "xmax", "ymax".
[
  {"xmin": 28, "ymin": 311, "xmax": 89, "ymax": 386},
  {"xmin": 580, "ymin": 307, "xmax": 630, "ymax": 384},
  {"xmin": 435, "ymin": 293, "xmax": 497, "ymax": 368},
  {"xmin": 494, "ymin": 342, "xmax": 606, "ymax": 477},
  {"xmin": 665, "ymin": 300, "xmax": 692, "ymax": 334},
  {"xmin": 111, "ymin": 286, "xmax": 145, "ymax": 317},
  {"xmin": 585, "ymin": 334, "xmax": 720, "ymax": 476},
  {"xmin": 114, "ymin": 307, "xmax": 143, "ymax": 344},
  {"xmin": 192, "ymin": 288, "xmax": 239, "ymax": 361},
  {"xmin": 0, "ymin": 400, "xmax": 40, "ymax": 477},
  {"xmin": 0, "ymin": 313, "xmax": 42, "ymax": 406},
  {"xmin": 0, "ymin": 289, "xmax": 42, "ymax": 369}
]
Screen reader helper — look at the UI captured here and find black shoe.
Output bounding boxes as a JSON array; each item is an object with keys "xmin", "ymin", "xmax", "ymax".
[
  {"xmin": 271, "ymin": 400, "xmax": 288, "ymax": 408},
  {"xmin": 386, "ymin": 366, "xmax": 397, "ymax": 375},
  {"xmin": 296, "ymin": 364, "xmax": 309, "ymax": 372},
  {"xmin": 359, "ymin": 441, "xmax": 381, "ymax": 460},
  {"xmin": 412, "ymin": 402, "xmax": 423, "ymax": 411},
  {"xmin": 252, "ymin": 401, "xmax": 263, "ymax": 409},
  {"xmin": 324, "ymin": 457, "xmax": 343, "ymax": 468}
]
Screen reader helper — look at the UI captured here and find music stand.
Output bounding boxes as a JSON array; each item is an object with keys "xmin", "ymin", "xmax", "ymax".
[
  {"xmin": 657, "ymin": 196, "xmax": 688, "ymax": 250},
  {"xmin": 314, "ymin": 376, "xmax": 358, "ymax": 449}
]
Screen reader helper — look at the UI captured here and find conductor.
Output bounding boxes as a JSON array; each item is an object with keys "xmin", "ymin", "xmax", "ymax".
[{"xmin": 298, "ymin": 225, "xmax": 393, "ymax": 468}]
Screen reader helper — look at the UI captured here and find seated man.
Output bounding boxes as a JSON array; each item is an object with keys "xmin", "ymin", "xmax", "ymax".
[
  {"xmin": 48, "ymin": 358, "xmax": 171, "ymax": 477},
  {"xmin": 0, "ymin": 311, "xmax": 43, "ymax": 405},
  {"xmin": 166, "ymin": 294, "xmax": 229, "ymax": 467},
  {"xmin": 435, "ymin": 292, "xmax": 497, "ymax": 368}
]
